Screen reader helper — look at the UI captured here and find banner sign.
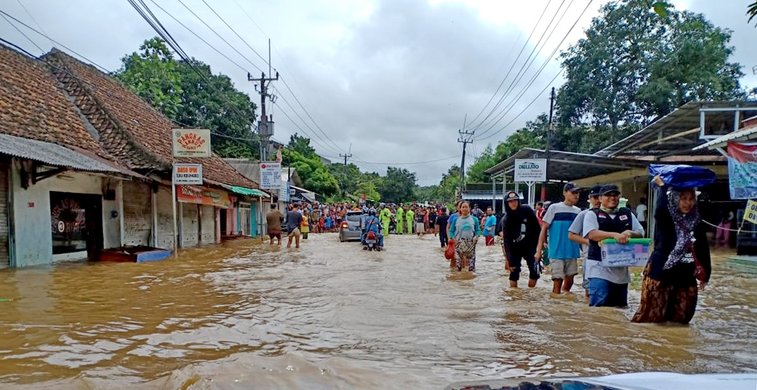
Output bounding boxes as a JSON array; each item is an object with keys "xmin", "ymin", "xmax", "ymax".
[
  {"xmin": 177, "ymin": 185, "xmax": 232, "ymax": 208},
  {"xmin": 514, "ymin": 159, "xmax": 547, "ymax": 182},
  {"xmin": 260, "ymin": 162, "xmax": 282, "ymax": 189},
  {"xmin": 745, "ymin": 199, "xmax": 757, "ymax": 225},
  {"xmin": 280, "ymin": 181, "xmax": 290, "ymax": 202},
  {"xmin": 726, "ymin": 142, "xmax": 757, "ymax": 199},
  {"xmin": 173, "ymin": 163, "xmax": 203, "ymax": 185},
  {"xmin": 173, "ymin": 129, "xmax": 211, "ymax": 157}
]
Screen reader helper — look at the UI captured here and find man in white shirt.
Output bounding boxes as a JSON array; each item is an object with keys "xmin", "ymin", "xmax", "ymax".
[{"xmin": 635, "ymin": 197, "xmax": 648, "ymax": 235}]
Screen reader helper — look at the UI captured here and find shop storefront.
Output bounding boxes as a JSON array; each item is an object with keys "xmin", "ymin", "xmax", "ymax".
[
  {"xmin": 0, "ymin": 160, "xmax": 9, "ymax": 268},
  {"xmin": 176, "ymin": 185, "xmax": 231, "ymax": 247}
]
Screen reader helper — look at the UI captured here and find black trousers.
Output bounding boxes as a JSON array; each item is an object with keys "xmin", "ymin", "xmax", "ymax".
[{"xmin": 439, "ymin": 230, "xmax": 448, "ymax": 247}]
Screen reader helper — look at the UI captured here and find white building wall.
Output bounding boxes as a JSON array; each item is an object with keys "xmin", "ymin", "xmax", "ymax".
[
  {"xmin": 200, "ymin": 205, "xmax": 215, "ymax": 244},
  {"xmin": 181, "ymin": 202, "xmax": 199, "ymax": 247},
  {"xmin": 10, "ymin": 168, "xmax": 121, "ymax": 267},
  {"xmin": 155, "ymin": 185, "xmax": 175, "ymax": 250},
  {"xmin": 122, "ymin": 180, "xmax": 151, "ymax": 246}
]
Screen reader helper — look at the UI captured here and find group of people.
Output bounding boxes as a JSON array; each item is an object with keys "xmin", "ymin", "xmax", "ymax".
[{"xmin": 434, "ymin": 177, "xmax": 712, "ymax": 325}]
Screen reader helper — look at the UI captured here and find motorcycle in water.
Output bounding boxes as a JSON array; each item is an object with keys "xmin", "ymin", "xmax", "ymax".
[{"xmin": 363, "ymin": 231, "xmax": 381, "ymax": 251}]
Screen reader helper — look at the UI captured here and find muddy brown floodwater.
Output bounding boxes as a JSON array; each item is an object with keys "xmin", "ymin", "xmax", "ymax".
[{"xmin": 0, "ymin": 233, "xmax": 755, "ymax": 389}]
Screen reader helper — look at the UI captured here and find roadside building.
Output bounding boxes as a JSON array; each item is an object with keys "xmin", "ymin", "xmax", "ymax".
[
  {"xmin": 0, "ymin": 44, "xmax": 143, "ymax": 267},
  {"xmin": 45, "ymin": 49, "xmax": 265, "ymax": 249}
]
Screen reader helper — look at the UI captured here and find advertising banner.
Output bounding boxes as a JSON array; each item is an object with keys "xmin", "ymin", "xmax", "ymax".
[
  {"xmin": 173, "ymin": 163, "xmax": 203, "ymax": 185},
  {"xmin": 172, "ymin": 129, "xmax": 211, "ymax": 157},
  {"xmin": 727, "ymin": 142, "xmax": 757, "ymax": 199},
  {"xmin": 745, "ymin": 199, "xmax": 757, "ymax": 225},
  {"xmin": 177, "ymin": 186, "xmax": 232, "ymax": 208},
  {"xmin": 514, "ymin": 159, "xmax": 547, "ymax": 182},
  {"xmin": 260, "ymin": 162, "xmax": 282, "ymax": 190}
]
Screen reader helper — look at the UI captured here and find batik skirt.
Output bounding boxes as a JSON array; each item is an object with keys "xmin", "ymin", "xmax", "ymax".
[{"xmin": 455, "ymin": 237, "xmax": 477, "ymax": 272}]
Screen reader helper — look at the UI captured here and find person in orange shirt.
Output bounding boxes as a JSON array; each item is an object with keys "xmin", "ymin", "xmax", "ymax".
[{"xmin": 300, "ymin": 213, "xmax": 310, "ymax": 240}]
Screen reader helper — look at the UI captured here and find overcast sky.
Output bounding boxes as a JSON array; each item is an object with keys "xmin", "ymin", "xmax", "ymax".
[{"xmin": 1, "ymin": 0, "xmax": 755, "ymax": 185}]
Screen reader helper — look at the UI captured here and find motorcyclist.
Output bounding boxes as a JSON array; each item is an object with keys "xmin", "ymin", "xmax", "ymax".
[{"xmin": 362, "ymin": 209, "xmax": 384, "ymax": 249}]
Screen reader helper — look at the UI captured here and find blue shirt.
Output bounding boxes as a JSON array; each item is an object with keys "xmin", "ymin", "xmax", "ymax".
[
  {"xmin": 483, "ymin": 215, "xmax": 497, "ymax": 237},
  {"xmin": 447, "ymin": 212, "xmax": 458, "ymax": 235},
  {"xmin": 449, "ymin": 214, "xmax": 481, "ymax": 240},
  {"xmin": 542, "ymin": 202, "xmax": 581, "ymax": 260}
]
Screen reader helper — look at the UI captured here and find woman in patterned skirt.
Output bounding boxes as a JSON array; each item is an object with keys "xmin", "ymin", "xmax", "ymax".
[
  {"xmin": 632, "ymin": 175, "xmax": 711, "ymax": 324},
  {"xmin": 449, "ymin": 201, "xmax": 481, "ymax": 272}
]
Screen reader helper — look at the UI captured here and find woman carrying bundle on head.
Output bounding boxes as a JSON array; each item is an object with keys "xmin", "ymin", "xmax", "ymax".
[{"xmin": 632, "ymin": 174, "xmax": 711, "ymax": 324}]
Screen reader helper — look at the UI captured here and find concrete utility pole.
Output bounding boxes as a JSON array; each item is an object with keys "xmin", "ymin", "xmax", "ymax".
[
  {"xmin": 249, "ymin": 70, "xmax": 278, "ymax": 161},
  {"xmin": 458, "ymin": 121, "xmax": 474, "ymax": 198},
  {"xmin": 339, "ymin": 143, "xmax": 352, "ymax": 166},
  {"xmin": 542, "ymin": 87, "xmax": 555, "ymax": 201}
]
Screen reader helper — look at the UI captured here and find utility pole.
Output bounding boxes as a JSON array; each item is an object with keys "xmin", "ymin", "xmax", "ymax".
[
  {"xmin": 248, "ymin": 40, "xmax": 279, "ymax": 161},
  {"xmin": 458, "ymin": 114, "xmax": 474, "ymax": 199},
  {"xmin": 542, "ymin": 87, "xmax": 555, "ymax": 202},
  {"xmin": 340, "ymin": 143, "xmax": 352, "ymax": 166}
]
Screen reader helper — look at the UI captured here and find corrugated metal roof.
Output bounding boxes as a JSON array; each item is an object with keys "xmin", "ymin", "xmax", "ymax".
[
  {"xmin": 694, "ymin": 124, "xmax": 757, "ymax": 150},
  {"xmin": 0, "ymin": 133, "xmax": 123, "ymax": 173}
]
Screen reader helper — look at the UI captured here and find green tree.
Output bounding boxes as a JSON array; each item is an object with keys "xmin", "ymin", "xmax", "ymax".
[
  {"xmin": 288, "ymin": 133, "xmax": 317, "ymax": 157},
  {"xmin": 328, "ymin": 163, "xmax": 362, "ymax": 196},
  {"xmin": 435, "ymin": 165, "xmax": 461, "ymax": 204},
  {"xmin": 379, "ymin": 167, "xmax": 417, "ymax": 203},
  {"xmin": 557, "ymin": 0, "xmax": 743, "ymax": 134},
  {"xmin": 283, "ymin": 148, "xmax": 339, "ymax": 196},
  {"xmin": 117, "ymin": 37, "xmax": 260, "ymax": 159},
  {"xmin": 116, "ymin": 38, "xmax": 183, "ymax": 118},
  {"xmin": 174, "ymin": 59, "xmax": 259, "ymax": 158}
]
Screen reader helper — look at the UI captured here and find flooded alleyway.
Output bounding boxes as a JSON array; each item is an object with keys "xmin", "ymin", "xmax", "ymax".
[{"xmin": 0, "ymin": 233, "xmax": 755, "ymax": 389}]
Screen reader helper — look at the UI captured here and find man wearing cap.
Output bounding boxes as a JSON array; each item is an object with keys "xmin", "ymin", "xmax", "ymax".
[
  {"xmin": 536, "ymin": 182, "xmax": 582, "ymax": 294},
  {"xmin": 582, "ymin": 184, "xmax": 645, "ymax": 307},
  {"xmin": 500, "ymin": 191, "xmax": 541, "ymax": 288},
  {"xmin": 569, "ymin": 185, "xmax": 604, "ymax": 296}
]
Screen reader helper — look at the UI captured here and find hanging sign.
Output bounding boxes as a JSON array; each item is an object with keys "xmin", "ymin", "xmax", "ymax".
[
  {"xmin": 172, "ymin": 129, "xmax": 211, "ymax": 157},
  {"xmin": 514, "ymin": 159, "xmax": 547, "ymax": 182},
  {"xmin": 280, "ymin": 181, "xmax": 291, "ymax": 202},
  {"xmin": 260, "ymin": 162, "xmax": 282, "ymax": 189},
  {"xmin": 745, "ymin": 199, "xmax": 757, "ymax": 225},
  {"xmin": 727, "ymin": 142, "xmax": 757, "ymax": 200},
  {"xmin": 176, "ymin": 186, "xmax": 232, "ymax": 208},
  {"xmin": 173, "ymin": 163, "xmax": 203, "ymax": 185}
]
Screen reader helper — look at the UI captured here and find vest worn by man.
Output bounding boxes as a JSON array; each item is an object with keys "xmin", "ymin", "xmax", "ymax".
[{"xmin": 587, "ymin": 207, "xmax": 633, "ymax": 261}]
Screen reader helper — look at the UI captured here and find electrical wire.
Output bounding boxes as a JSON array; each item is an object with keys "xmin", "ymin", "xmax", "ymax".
[
  {"xmin": 470, "ymin": 0, "xmax": 570, "ymax": 135},
  {"xmin": 465, "ymin": 0, "xmax": 554, "ymax": 128},
  {"xmin": 474, "ymin": 0, "xmax": 594, "ymax": 141},
  {"xmin": 0, "ymin": 9, "xmax": 111, "ymax": 74},
  {"xmin": 200, "ymin": 0, "xmax": 270, "ymax": 69},
  {"xmin": 1, "ymin": 12, "xmax": 43, "ymax": 53}
]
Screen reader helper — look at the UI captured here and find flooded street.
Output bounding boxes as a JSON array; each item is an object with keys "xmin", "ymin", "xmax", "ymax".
[{"xmin": 0, "ymin": 233, "xmax": 755, "ymax": 389}]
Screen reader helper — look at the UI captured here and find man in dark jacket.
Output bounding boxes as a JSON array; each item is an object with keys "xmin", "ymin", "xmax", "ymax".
[{"xmin": 499, "ymin": 191, "xmax": 541, "ymax": 288}]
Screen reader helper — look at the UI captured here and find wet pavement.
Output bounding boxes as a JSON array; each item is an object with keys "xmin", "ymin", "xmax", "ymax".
[{"xmin": 0, "ymin": 233, "xmax": 755, "ymax": 389}]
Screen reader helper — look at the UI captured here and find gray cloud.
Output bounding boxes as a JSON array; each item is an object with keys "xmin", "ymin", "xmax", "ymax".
[{"xmin": 0, "ymin": 0, "xmax": 754, "ymax": 186}]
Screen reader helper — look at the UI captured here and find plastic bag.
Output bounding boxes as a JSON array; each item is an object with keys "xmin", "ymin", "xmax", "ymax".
[
  {"xmin": 648, "ymin": 164, "xmax": 716, "ymax": 189},
  {"xmin": 444, "ymin": 239, "xmax": 456, "ymax": 260}
]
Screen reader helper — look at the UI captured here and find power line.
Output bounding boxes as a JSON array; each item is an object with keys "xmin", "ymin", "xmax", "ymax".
[
  {"xmin": 1, "ymin": 12, "xmax": 43, "ymax": 53},
  {"xmin": 465, "ymin": 0, "xmax": 554, "ymax": 128},
  {"xmin": 470, "ymin": 0, "xmax": 570, "ymax": 135},
  {"xmin": 200, "ymin": 0, "xmax": 270, "ymax": 69},
  {"xmin": 0, "ymin": 9, "xmax": 111, "ymax": 73},
  {"xmin": 172, "ymin": 0, "xmax": 266, "ymax": 73},
  {"xmin": 474, "ymin": 0, "xmax": 594, "ymax": 141},
  {"xmin": 473, "ymin": 0, "xmax": 576, "ymax": 138}
]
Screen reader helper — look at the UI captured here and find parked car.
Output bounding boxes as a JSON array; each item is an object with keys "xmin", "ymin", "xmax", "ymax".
[{"xmin": 339, "ymin": 211, "xmax": 363, "ymax": 242}]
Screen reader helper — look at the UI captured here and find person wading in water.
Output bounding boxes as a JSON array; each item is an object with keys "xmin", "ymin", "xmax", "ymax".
[
  {"xmin": 632, "ymin": 175, "xmax": 711, "ymax": 324},
  {"xmin": 449, "ymin": 201, "xmax": 481, "ymax": 272},
  {"xmin": 500, "ymin": 191, "xmax": 541, "ymax": 288}
]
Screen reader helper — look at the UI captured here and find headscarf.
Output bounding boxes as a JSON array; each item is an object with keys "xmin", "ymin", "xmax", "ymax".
[{"xmin": 664, "ymin": 188, "xmax": 700, "ymax": 270}]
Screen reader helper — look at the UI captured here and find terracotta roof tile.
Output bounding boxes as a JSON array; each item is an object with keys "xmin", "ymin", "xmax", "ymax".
[
  {"xmin": 0, "ymin": 45, "xmax": 102, "ymax": 155},
  {"xmin": 45, "ymin": 49, "xmax": 259, "ymax": 189}
]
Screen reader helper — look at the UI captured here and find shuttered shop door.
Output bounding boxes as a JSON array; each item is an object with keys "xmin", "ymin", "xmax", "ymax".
[{"xmin": 0, "ymin": 162, "xmax": 9, "ymax": 268}]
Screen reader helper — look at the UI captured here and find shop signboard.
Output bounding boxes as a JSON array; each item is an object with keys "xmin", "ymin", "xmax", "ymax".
[
  {"xmin": 176, "ymin": 186, "xmax": 232, "ymax": 208},
  {"xmin": 745, "ymin": 199, "xmax": 757, "ymax": 225},
  {"xmin": 260, "ymin": 162, "xmax": 282, "ymax": 190},
  {"xmin": 172, "ymin": 163, "xmax": 203, "ymax": 185},
  {"xmin": 172, "ymin": 129, "xmax": 211, "ymax": 157},
  {"xmin": 514, "ymin": 159, "xmax": 546, "ymax": 182},
  {"xmin": 727, "ymin": 142, "xmax": 757, "ymax": 199},
  {"xmin": 280, "ymin": 181, "xmax": 290, "ymax": 202}
]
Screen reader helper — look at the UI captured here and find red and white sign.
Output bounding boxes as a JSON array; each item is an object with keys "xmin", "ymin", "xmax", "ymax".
[
  {"xmin": 173, "ymin": 129, "xmax": 211, "ymax": 157},
  {"xmin": 173, "ymin": 163, "xmax": 203, "ymax": 185}
]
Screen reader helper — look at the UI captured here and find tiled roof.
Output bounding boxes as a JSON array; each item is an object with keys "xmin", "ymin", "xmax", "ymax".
[
  {"xmin": 0, "ymin": 45, "xmax": 102, "ymax": 156},
  {"xmin": 45, "ymin": 49, "xmax": 259, "ymax": 188}
]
